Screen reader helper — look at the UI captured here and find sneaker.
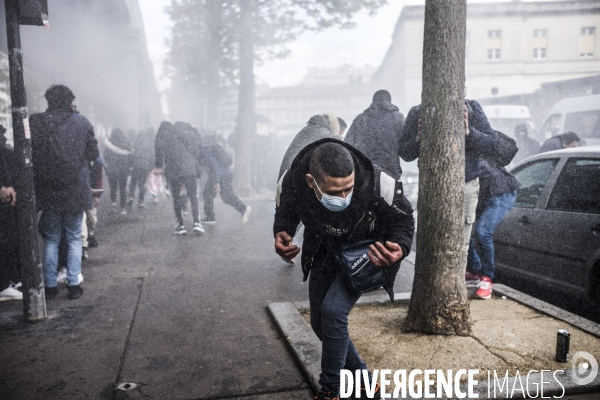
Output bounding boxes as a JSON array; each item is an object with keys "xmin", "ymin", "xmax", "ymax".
[
  {"xmin": 67, "ymin": 285, "xmax": 84, "ymax": 300},
  {"xmin": 120, "ymin": 208, "xmax": 127, "ymax": 215},
  {"xmin": 193, "ymin": 222, "xmax": 205, "ymax": 235},
  {"xmin": 174, "ymin": 225, "xmax": 187, "ymax": 235},
  {"xmin": 314, "ymin": 389, "xmax": 339, "ymax": 400},
  {"xmin": 0, "ymin": 286, "xmax": 23, "ymax": 301},
  {"xmin": 45, "ymin": 286, "xmax": 58, "ymax": 300},
  {"xmin": 82, "ymin": 247, "xmax": 89, "ymax": 260},
  {"xmin": 465, "ymin": 271, "xmax": 481, "ymax": 283},
  {"xmin": 201, "ymin": 218, "xmax": 216, "ymax": 225},
  {"xmin": 110, "ymin": 202, "xmax": 118, "ymax": 213},
  {"xmin": 182, "ymin": 210, "xmax": 188, "ymax": 216},
  {"xmin": 138, "ymin": 203, "xmax": 145, "ymax": 210},
  {"xmin": 88, "ymin": 235, "xmax": 99, "ymax": 248},
  {"xmin": 242, "ymin": 206, "xmax": 251, "ymax": 224},
  {"xmin": 57, "ymin": 267, "xmax": 67, "ymax": 284},
  {"xmin": 474, "ymin": 276, "xmax": 493, "ymax": 299},
  {"xmin": 152, "ymin": 196, "xmax": 159, "ymax": 204},
  {"xmin": 127, "ymin": 198, "xmax": 134, "ymax": 207}
]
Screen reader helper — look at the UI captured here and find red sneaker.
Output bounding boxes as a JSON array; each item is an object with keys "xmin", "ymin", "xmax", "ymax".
[
  {"xmin": 465, "ymin": 271, "xmax": 481, "ymax": 283},
  {"xmin": 474, "ymin": 276, "xmax": 492, "ymax": 299}
]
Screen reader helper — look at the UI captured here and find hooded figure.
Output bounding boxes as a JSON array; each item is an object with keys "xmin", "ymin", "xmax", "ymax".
[
  {"xmin": 104, "ymin": 129, "xmax": 133, "ymax": 213},
  {"xmin": 128, "ymin": 129, "xmax": 155, "ymax": 207},
  {"xmin": 344, "ymin": 90, "xmax": 406, "ymax": 180},
  {"xmin": 278, "ymin": 112, "xmax": 340, "ymax": 180}
]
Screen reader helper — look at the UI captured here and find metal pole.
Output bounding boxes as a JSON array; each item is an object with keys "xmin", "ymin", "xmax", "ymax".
[{"xmin": 5, "ymin": 0, "xmax": 47, "ymax": 321}]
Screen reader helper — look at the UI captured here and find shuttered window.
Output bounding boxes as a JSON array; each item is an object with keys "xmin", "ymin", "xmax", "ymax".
[
  {"xmin": 579, "ymin": 27, "xmax": 596, "ymax": 58},
  {"xmin": 487, "ymin": 30, "xmax": 502, "ymax": 60}
]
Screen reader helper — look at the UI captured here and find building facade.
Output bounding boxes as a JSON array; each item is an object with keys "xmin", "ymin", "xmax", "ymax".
[{"xmin": 373, "ymin": 0, "xmax": 600, "ymax": 111}]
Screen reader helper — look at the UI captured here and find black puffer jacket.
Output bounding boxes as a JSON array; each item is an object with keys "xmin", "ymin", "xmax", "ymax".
[
  {"xmin": 278, "ymin": 114, "xmax": 337, "ymax": 180},
  {"xmin": 274, "ymin": 138, "xmax": 415, "ymax": 301},
  {"xmin": 30, "ymin": 109, "xmax": 99, "ymax": 213},
  {"xmin": 154, "ymin": 121, "xmax": 199, "ymax": 180},
  {"xmin": 400, "ymin": 100, "xmax": 497, "ymax": 182},
  {"xmin": 344, "ymin": 100, "xmax": 405, "ymax": 180}
]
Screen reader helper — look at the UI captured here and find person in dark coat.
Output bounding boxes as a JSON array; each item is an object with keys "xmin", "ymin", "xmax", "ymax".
[
  {"xmin": 539, "ymin": 131, "xmax": 580, "ymax": 154},
  {"xmin": 30, "ymin": 84, "xmax": 99, "ymax": 300},
  {"xmin": 274, "ymin": 139, "xmax": 414, "ymax": 399},
  {"xmin": 400, "ymin": 99, "xmax": 497, "ymax": 275},
  {"xmin": 154, "ymin": 121, "xmax": 204, "ymax": 235},
  {"xmin": 128, "ymin": 129, "xmax": 154, "ymax": 209},
  {"xmin": 277, "ymin": 113, "xmax": 340, "ymax": 180},
  {"xmin": 513, "ymin": 123, "xmax": 539, "ymax": 164},
  {"xmin": 200, "ymin": 134, "xmax": 250, "ymax": 225},
  {"xmin": 344, "ymin": 90, "xmax": 406, "ymax": 180},
  {"xmin": 0, "ymin": 132, "xmax": 22, "ymax": 301},
  {"xmin": 466, "ymin": 157, "xmax": 520, "ymax": 299},
  {"xmin": 104, "ymin": 129, "xmax": 133, "ymax": 215}
]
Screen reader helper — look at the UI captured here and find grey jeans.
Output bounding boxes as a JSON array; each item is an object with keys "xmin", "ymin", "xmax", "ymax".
[{"xmin": 462, "ymin": 177, "xmax": 480, "ymax": 272}]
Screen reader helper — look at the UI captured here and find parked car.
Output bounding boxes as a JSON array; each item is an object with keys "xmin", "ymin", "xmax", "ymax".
[
  {"xmin": 494, "ymin": 146, "xmax": 600, "ymax": 303},
  {"xmin": 481, "ymin": 104, "xmax": 535, "ymax": 138},
  {"xmin": 537, "ymin": 94, "xmax": 600, "ymax": 146}
]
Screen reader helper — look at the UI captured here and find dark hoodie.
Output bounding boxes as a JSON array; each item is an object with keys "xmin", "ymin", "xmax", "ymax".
[
  {"xmin": 278, "ymin": 114, "xmax": 338, "ymax": 180},
  {"xmin": 345, "ymin": 100, "xmax": 406, "ymax": 180},
  {"xmin": 154, "ymin": 121, "xmax": 199, "ymax": 180},
  {"xmin": 30, "ymin": 108, "xmax": 99, "ymax": 213},
  {"xmin": 104, "ymin": 129, "xmax": 133, "ymax": 178},
  {"xmin": 274, "ymin": 138, "xmax": 415, "ymax": 301}
]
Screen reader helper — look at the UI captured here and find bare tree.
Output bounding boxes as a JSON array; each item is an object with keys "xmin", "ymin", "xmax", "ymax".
[{"xmin": 404, "ymin": 0, "xmax": 471, "ymax": 335}]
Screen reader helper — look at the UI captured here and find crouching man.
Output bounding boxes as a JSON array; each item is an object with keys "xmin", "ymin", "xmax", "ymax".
[{"xmin": 274, "ymin": 139, "xmax": 414, "ymax": 400}]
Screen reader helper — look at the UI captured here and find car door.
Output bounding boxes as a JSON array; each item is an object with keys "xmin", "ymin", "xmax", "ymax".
[
  {"xmin": 540, "ymin": 157, "xmax": 600, "ymax": 296},
  {"xmin": 494, "ymin": 158, "xmax": 561, "ymax": 281}
]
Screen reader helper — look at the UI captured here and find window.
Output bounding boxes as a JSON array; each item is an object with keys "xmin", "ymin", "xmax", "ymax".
[
  {"xmin": 564, "ymin": 110, "xmax": 600, "ymax": 140},
  {"xmin": 532, "ymin": 29, "xmax": 548, "ymax": 60},
  {"xmin": 487, "ymin": 30, "xmax": 502, "ymax": 60},
  {"xmin": 547, "ymin": 158, "xmax": 600, "ymax": 214},
  {"xmin": 579, "ymin": 26, "xmax": 596, "ymax": 58},
  {"xmin": 512, "ymin": 159, "xmax": 559, "ymax": 208},
  {"xmin": 539, "ymin": 114, "xmax": 562, "ymax": 140}
]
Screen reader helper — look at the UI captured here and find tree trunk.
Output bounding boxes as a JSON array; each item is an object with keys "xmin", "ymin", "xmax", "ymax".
[
  {"xmin": 404, "ymin": 0, "xmax": 470, "ymax": 335},
  {"xmin": 233, "ymin": 0, "xmax": 255, "ymax": 196},
  {"xmin": 205, "ymin": 0, "xmax": 222, "ymax": 129}
]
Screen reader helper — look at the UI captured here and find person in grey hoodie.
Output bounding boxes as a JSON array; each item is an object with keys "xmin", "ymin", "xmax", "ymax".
[
  {"xmin": 277, "ymin": 112, "xmax": 340, "ymax": 181},
  {"xmin": 345, "ymin": 90, "xmax": 406, "ymax": 180}
]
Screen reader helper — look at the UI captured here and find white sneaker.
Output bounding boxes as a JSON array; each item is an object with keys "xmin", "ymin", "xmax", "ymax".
[
  {"xmin": 242, "ymin": 206, "xmax": 251, "ymax": 224},
  {"xmin": 111, "ymin": 202, "xmax": 118, "ymax": 213},
  {"xmin": 57, "ymin": 267, "xmax": 67, "ymax": 284},
  {"xmin": 0, "ymin": 286, "xmax": 23, "ymax": 301},
  {"xmin": 120, "ymin": 208, "xmax": 127, "ymax": 215},
  {"xmin": 193, "ymin": 222, "xmax": 205, "ymax": 235}
]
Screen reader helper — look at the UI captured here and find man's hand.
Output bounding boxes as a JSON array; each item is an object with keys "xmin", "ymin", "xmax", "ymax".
[
  {"xmin": 275, "ymin": 231, "xmax": 300, "ymax": 260},
  {"xmin": 214, "ymin": 183, "xmax": 221, "ymax": 193},
  {"xmin": 368, "ymin": 241, "xmax": 403, "ymax": 268},
  {"xmin": 93, "ymin": 196, "xmax": 100, "ymax": 207},
  {"xmin": 0, "ymin": 186, "xmax": 16, "ymax": 206},
  {"xmin": 464, "ymin": 104, "xmax": 470, "ymax": 136}
]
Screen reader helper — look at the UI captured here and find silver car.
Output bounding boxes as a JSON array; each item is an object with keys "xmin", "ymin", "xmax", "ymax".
[{"xmin": 494, "ymin": 146, "xmax": 600, "ymax": 303}]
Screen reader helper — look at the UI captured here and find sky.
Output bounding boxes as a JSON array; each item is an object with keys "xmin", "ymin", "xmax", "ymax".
[{"xmin": 138, "ymin": 0, "xmax": 557, "ymax": 96}]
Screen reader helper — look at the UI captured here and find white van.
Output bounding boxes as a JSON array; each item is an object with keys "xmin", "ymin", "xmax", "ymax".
[
  {"xmin": 481, "ymin": 105, "xmax": 534, "ymax": 138},
  {"xmin": 537, "ymin": 94, "xmax": 600, "ymax": 146}
]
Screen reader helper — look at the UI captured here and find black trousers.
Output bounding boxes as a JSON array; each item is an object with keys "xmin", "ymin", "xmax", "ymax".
[
  {"xmin": 0, "ymin": 205, "xmax": 19, "ymax": 288},
  {"xmin": 129, "ymin": 168, "xmax": 148, "ymax": 204},
  {"xmin": 170, "ymin": 175, "xmax": 199, "ymax": 226},
  {"xmin": 203, "ymin": 173, "xmax": 246, "ymax": 220},
  {"xmin": 108, "ymin": 173, "xmax": 128, "ymax": 209}
]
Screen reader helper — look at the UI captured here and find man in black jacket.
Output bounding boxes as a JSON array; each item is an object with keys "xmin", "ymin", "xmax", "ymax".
[
  {"xmin": 345, "ymin": 90, "xmax": 406, "ymax": 180},
  {"xmin": 274, "ymin": 139, "xmax": 414, "ymax": 400},
  {"xmin": 30, "ymin": 85, "xmax": 99, "ymax": 300},
  {"xmin": 400, "ymin": 99, "xmax": 497, "ymax": 275}
]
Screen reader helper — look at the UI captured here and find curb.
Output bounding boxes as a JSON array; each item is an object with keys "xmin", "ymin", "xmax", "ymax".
[{"xmin": 268, "ymin": 286, "xmax": 600, "ymax": 398}]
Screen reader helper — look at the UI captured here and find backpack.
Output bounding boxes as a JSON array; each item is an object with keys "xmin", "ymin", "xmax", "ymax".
[
  {"xmin": 37, "ymin": 114, "xmax": 83, "ymax": 189},
  {"xmin": 492, "ymin": 130, "xmax": 518, "ymax": 167}
]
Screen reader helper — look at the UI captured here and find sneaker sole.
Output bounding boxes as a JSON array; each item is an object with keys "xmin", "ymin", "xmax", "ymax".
[
  {"xmin": 202, "ymin": 221, "xmax": 216, "ymax": 225},
  {"xmin": 0, "ymin": 295, "xmax": 23, "ymax": 301},
  {"xmin": 474, "ymin": 293, "xmax": 492, "ymax": 299}
]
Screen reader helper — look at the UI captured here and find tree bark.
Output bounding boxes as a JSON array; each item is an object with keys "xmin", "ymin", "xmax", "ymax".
[
  {"xmin": 205, "ymin": 0, "xmax": 222, "ymax": 129},
  {"xmin": 233, "ymin": 0, "xmax": 254, "ymax": 196},
  {"xmin": 404, "ymin": 0, "xmax": 470, "ymax": 335}
]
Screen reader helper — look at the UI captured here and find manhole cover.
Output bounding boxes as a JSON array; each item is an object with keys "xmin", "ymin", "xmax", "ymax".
[{"xmin": 116, "ymin": 382, "xmax": 137, "ymax": 391}]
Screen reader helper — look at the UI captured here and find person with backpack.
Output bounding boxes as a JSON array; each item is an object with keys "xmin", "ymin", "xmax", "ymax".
[
  {"xmin": 128, "ymin": 129, "xmax": 155, "ymax": 209},
  {"xmin": 400, "ymin": 97, "xmax": 497, "ymax": 277},
  {"xmin": 104, "ymin": 128, "xmax": 133, "ymax": 215},
  {"xmin": 200, "ymin": 134, "xmax": 251, "ymax": 225},
  {"xmin": 30, "ymin": 84, "xmax": 99, "ymax": 300},
  {"xmin": 154, "ymin": 121, "xmax": 204, "ymax": 235}
]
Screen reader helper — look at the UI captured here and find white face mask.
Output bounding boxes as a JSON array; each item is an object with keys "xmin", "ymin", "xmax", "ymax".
[{"xmin": 312, "ymin": 178, "xmax": 353, "ymax": 212}]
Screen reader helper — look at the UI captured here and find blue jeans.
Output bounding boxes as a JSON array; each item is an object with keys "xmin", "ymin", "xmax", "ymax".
[
  {"xmin": 467, "ymin": 192, "xmax": 516, "ymax": 280},
  {"xmin": 309, "ymin": 256, "xmax": 370, "ymax": 394},
  {"xmin": 41, "ymin": 210, "xmax": 83, "ymax": 287}
]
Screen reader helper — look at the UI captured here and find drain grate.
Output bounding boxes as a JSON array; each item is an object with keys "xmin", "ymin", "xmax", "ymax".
[{"xmin": 116, "ymin": 382, "xmax": 137, "ymax": 391}]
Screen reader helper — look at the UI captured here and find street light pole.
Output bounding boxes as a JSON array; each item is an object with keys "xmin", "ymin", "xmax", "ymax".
[{"xmin": 4, "ymin": 0, "xmax": 47, "ymax": 321}]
